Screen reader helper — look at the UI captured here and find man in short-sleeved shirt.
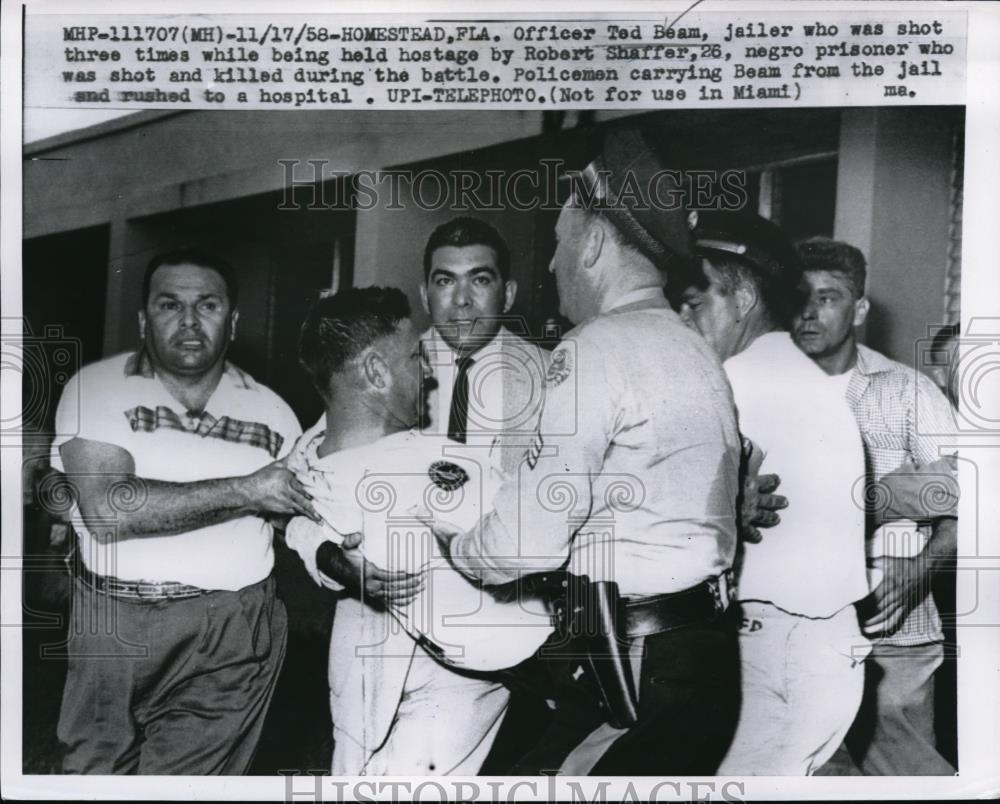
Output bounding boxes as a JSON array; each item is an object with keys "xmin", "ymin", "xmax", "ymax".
[
  {"xmin": 52, "ymin": 250, "xmax": 311, "ymax": 774},
  {"xmin": 52, "ymin": 350, "xmax": 301, "ymax": 589},
  {"xmin": 793, "ymin": 238, "xmax": 958, "ymax": 775}
]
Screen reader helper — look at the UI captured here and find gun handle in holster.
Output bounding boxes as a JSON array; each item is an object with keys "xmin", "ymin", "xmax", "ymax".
[{"xmin": 571, "ymin": 579, "xmax": 639, "ymax": 729}]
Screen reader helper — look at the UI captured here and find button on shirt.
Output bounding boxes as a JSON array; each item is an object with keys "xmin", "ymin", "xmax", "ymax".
[
  {"xmin": 50, "ymin": 351, "xmax": 302, "ymax": 591},
  {"xmin": 724, "ymin": 332, "xmax": 868, "ymax": 617},
  {"xmin": 450, "ymin": 289, "xmax": 742, "ymax": 596}
]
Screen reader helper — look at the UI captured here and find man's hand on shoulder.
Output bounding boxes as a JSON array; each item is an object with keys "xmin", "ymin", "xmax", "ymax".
[{"xmin": 240, "ymin": 457, "xmax": 321, "ymax": 522}]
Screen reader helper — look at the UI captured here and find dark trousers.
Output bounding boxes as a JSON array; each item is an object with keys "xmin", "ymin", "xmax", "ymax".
[
  {"xmin": 57, "ymin": 576, "xmax": 287, "ymax": 775},
  {"xmin": 506, "ymin": 612, "xmax": 740, "ymax": 775}
]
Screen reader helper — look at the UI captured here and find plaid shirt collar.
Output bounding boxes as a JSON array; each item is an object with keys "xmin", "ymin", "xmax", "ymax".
[
  {"xmin": 853, "ymin": 343, "xmax": 897, "ymax": 377},
  {"xmin": 123, "ymin": 346, "xmax": 254, "ymax": 391},
  {"xmin": 846, "ymin": 343, "xmax": 895, "ymax": 408}
]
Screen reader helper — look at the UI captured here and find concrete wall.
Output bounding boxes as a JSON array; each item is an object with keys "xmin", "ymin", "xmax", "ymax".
[
  {"xmin": 24, "ymin": 110, "xmax": 552, "ymax": 369},
  {"xmin": 835, "ymin": 107, "xmax": 960, "ymax": 366},
  {"xmin": 24, "ymin": 107, "xmax": 961, "ymax": 380},
  {"xmin": 23, "ymin": 110, "xmax": 547, "ymax": 238}
]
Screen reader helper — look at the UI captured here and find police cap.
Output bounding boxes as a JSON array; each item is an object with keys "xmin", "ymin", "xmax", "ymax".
[
  {"xmin": 573, "ymin": 127, "xmax": 694, "ymax": 270},
  {"xmin": 689, "ymin": 209, "xmax": 801, "ymax": 275},
  {"xmin": 689, "ymin": 210, "xmax": 804, "ymax": 322}
]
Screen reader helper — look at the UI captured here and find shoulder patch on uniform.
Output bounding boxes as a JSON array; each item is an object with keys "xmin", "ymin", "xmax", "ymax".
[
  {"xmin": 546, "ymin": 348, "xmax": 573, "ymax": 387},
  {"xmin": 428, "ymin": 460, "xmax": 469, "ymax": 491},
  {"xmin": 526, "ymin": 430, "xmax": 544, "ymax": 470}
]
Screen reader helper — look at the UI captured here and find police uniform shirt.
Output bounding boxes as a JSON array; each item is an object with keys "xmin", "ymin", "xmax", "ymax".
[{"xmin": 450, "ymin": 287, "xmax": 742, "ymax": 597}]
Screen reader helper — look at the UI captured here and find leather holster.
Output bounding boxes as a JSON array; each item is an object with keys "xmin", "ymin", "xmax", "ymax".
[{"xmin": 567, "ymin": 578, "xmax": 639, "ymax": 729}]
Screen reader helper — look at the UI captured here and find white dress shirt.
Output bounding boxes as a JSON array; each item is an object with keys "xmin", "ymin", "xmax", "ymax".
[{"xmin": 422, "ymin": 326, "xmax": 511, "ymax": 447}]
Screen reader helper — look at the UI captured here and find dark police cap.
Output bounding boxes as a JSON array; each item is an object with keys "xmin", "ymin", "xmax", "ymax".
[
  {"xmin": 573, "ymin": 127, "xmax": 694, "ymax": 270},
  {"xmin": 689, "ymin": 209, "xmax": 802, "ymax": 276},
  {"xmin": 686, "ymin": 210, "xmax": 805, "ymax": 323}
]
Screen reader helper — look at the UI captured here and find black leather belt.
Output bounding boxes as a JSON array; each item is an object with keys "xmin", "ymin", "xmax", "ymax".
[
  {"xmin": 76, "ymin": 562, "xmax": 208, "ymax": 602},
  {"xmin": 544, "ymin": 572, "xmax": 733, "ymax": 640},
  {"xmin": 623, "ymin": 575, "xmax": 731, "ymax": 638}
]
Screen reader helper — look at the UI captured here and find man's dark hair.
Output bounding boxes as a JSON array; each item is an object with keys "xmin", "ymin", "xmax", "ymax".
[
  {"xmin": 142, "ymin": 248, "xmax": 239, "ymax": 308},
  {"xmin": 422, "ymin": 217, "xmax": 510, "ymax": 282},
  {"xmin": 298, "ymin": 286, "xmax": 411, "ymax": 397},
  {"xmin": 796, "ymin": 237, "xmax": 868, "ymax": 299}
]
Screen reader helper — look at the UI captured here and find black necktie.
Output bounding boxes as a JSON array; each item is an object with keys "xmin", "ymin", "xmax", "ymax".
[{"xmin": 447, "ymin": 356, "xmax": 474, "ymax": 443}]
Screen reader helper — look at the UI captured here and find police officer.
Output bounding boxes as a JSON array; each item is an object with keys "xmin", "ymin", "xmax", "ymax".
[{"xmin": 428, "ymin": 129, "xmax": 743, "ymax": 775}]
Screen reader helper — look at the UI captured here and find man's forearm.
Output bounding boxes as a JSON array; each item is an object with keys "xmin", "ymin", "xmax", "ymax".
[
  {"xmin": 86, "ymin": 474, "xmax": 255, "ymax": 542},
  {"xmin": 925, "ymin": 516, "xmax": 957, "ymax": 573},
  {"xmin": 450, "ymin": 510, "xmax": 565, "ymax": 586},
  {"xmin": 877, "ymin": 457, "xmax": 959, "ymax": 525},
  {"xmin": 316, "ymin": 541, "xmax": 354, "ymax": 588}
]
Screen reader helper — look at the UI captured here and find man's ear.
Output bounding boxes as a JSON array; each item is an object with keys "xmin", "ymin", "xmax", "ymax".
[
  {"xmin": 734, "ymin": 280, "xmax": 759, "ymax": 319},
  {"xmin": 229, "ymin": 310, "xmax": 239, "ymax": 342},
  {"xmin": 137, "ymin": 311, "xmax": 146, "ymax": 341},
  {"xmin": 502, "ymin": 279, "xmax": 518, "ymax": 313},
  {"xmin": 853, "ymin": 296, "xmax": 870, "ymax": 328},
  {"xmin": 362, "ymin": 350, "xmax": 390, "ymax": 390},
  {"xmin": 419, "ymin": 283, "xmax": 430, "ymax": 316},
  {"xmin": 581, "ymin": 219, "xmax": 605, "ymax": 270}
]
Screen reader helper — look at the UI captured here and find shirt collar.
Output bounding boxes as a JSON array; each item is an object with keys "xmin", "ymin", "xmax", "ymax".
[
  {"xmin": 292, "ymin": 419, "xmax": 418, "ymax": 471},
  {"xmin": 123, "ymin": 346, "xmax": 254, "ymax": 390},
  {"xmin": 853, "ymin": 343, "xmax": 896, "ymax": 377},
  {"xmin": 425, "ymin": 325, "xmax": 510, "ymax": 363},
  {"xmin": 602, "ymin": 285, "xmax": 667, "ymax": 314}
]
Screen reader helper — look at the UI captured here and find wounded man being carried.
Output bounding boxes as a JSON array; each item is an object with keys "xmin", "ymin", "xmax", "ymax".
[{"xmin": 284, "ymin": 286, "xmax": 550, "ymax": 776}]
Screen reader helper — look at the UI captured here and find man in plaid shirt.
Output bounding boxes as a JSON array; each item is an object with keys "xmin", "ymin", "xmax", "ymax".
[
  {"xmin": 52, "ymin": 250, "xmax": 312, "ymax": 773},
  {"xmin": 793, "ymin": 238, "xmax": 958, "ymax": 775}
]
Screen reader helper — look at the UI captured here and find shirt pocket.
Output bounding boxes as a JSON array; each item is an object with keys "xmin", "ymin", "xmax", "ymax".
[{"xmin": 862, "ymin": 429, "xmax": 909, "ymax": 453}]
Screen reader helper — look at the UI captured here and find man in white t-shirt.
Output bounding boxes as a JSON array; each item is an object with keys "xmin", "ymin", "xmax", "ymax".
[
  {"xmin": 674, "ymin": 212, "xmax": 870, "ymax": 775},
  {"xmin": 286, "ymin": 286, "xmax": 546, "ymax": 775},
  {"xmin": 51, "ymin": 250, "xmax": 311, "ymax": 774}
]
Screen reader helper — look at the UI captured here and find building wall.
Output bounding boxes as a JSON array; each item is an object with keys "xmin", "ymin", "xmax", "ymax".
[
  {"xmin": 23, "ymin": 110, "xmax": 547, "ymax": 238},
  {"xmin": 24, "ymin": 110, "xmax": 552, "ymax": 392},
  {"xmin": 23, "ymin": 107, "xmax": 962, "ymax": 400},
  {"xmin": 836, "ymin": 107, "xmax": 961, "ymax": 366}
]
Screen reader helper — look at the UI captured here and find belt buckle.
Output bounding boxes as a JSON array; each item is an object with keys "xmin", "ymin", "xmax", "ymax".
[
  {"xmin": 106, "ymin": 577, "xmax": 130, "ymax": 598},
  {"xmin": 135, "ymin": 581, "xmax": 157, "ymax": 600},
  {"xmin": 708, "ymin": 572, "xmax": 733, "ymax": 614}
]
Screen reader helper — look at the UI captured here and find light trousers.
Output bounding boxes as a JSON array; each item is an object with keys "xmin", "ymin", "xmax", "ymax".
[{"xmin": 718, "ymin": 601, "xmax": 869, "ymax": 776}]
